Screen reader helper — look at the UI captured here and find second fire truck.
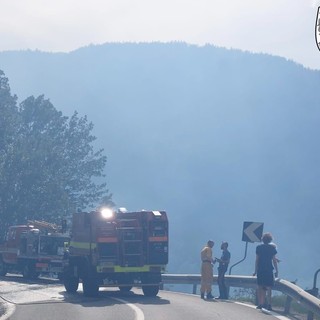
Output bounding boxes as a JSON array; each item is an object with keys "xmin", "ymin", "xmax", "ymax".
[{"xmin": 0, "ymin": 220, "xmax": 70, "ymax": 279}]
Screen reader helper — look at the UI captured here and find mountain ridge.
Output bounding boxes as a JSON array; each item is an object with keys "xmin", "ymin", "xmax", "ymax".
[{"xmin": 0, "ymin": 42, "xmax": 319, "ymax": 286}]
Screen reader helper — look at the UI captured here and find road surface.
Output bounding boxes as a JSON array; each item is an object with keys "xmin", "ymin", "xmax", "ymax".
[{"xmin": 0, "ymin": 275, "xmax": 289, "ymax": 320}]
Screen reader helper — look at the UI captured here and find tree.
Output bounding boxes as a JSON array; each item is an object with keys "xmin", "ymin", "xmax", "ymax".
[
  {"xmin": 0, "ymin": 71, "xmax": 111, "ymax": 231},
  {"xmin": 0, "ymin": 71, "xmax": 20, "ymax": 235}
]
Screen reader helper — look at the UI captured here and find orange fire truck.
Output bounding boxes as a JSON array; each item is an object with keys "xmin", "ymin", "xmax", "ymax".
[
  {"xmin": 62, "ymin": 208, "xmax": 168, "ymax": 297},
  {"xmin": 0, "ymin": 220, "xmax": 70, "ymax": 279}
]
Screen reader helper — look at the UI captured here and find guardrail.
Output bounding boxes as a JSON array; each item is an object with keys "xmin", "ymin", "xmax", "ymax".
[{"xmin": 161, "ymin": 274, "xmax": 320, "ymax": 319}]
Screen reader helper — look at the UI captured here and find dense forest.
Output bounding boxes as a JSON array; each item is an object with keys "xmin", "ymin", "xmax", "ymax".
[{"xmin": 0, "ymin": 42, "xmax": 319, "ymax": 288}]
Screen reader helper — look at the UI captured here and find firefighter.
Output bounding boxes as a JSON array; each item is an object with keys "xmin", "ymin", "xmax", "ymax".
[{"xmin": 200, "ymin": 240, "xmax": 215, "ymax": 299}]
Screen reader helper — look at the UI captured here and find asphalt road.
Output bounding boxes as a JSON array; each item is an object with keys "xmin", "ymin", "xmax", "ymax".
[{"xmin": 0, "ymin": 275, "xmax": 290, "ymax": 320}]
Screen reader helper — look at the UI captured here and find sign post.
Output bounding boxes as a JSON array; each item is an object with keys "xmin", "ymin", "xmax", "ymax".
[{"xmin": 229, "ymin": 221, "xmax": 264, "ymax": 275}]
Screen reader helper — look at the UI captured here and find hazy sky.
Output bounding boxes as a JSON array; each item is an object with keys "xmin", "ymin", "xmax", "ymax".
[{"xmin": 0, "ymin": 0, "xmax": 320, "ymax": 69}]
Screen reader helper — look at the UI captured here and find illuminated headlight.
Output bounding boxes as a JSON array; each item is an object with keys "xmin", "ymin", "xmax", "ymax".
[{"xmin": 100, "ymin": 208, "xmax": 114, "ymax": 219}]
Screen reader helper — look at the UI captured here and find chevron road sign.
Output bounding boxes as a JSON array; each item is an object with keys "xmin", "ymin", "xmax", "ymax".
[{"xmin": 242, "ymin": 221, "xmax": 264, "ymax": 242}]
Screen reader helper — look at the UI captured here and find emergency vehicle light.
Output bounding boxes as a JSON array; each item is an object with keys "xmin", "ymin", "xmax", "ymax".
[{"xmin": 100, "ymin": 208, "xmax": 114, "ymax": 219}]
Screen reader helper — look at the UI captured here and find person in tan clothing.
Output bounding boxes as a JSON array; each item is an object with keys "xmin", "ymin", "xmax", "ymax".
[{"xmin": 200, "ymin": 240, "xmax": 215, "ymax": 299}]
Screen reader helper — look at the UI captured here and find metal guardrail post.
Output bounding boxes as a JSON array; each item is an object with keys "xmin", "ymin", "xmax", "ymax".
[
  {"xmin": 284, "ymin": 295, "xmax": 293, "ymax": 315},
  {"xmin": 305, "ymin": 269, "xmax": 320, "ymax": 320},
  {"xmin": 313, "ymin": 269, "xmax": 320, "ymax": 292},
  {"xmin": 307, "ymin": 311, "xmax": 314, "ymax": 320},
  {"xmin": 192, "ymin": 284, "xmax": 197, "ymax": 294}
]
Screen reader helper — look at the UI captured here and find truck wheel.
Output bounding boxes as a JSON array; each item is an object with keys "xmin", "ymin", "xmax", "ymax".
[
  {"xmin": 118, "ymin": 274, "xmax": 133, "ymax": 292},
  {"xmin": 119, "ymin": 286, "xmax": 133, "ymax": 292},
  {"xmin": 22, "ymin": 264, "xmax": 37, "ymax": 279},
  {"xmin": 32, "ymin": 272, "xmax": 40, "ymax": 279},
  {"xmin": 142, "ymin": 285, "xmax": 159, "ymax": 297},
  {"xmin": 64, "ymin": 275, "xmax": 79, "ymax": 293},
  {"xmin": 82, "ymin": 277, "xmax": 99, "ymax": 297},
  {"xmin": 58, "ymin": 273, "xmax": 64, "ymax": 282},
  {"xmin": 0, "ymin": 258, "xmax": 7, "ymax": 276}
]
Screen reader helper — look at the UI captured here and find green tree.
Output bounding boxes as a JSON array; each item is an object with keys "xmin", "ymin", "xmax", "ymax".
[
  {"xmin": 0, "ymin": 71, "xmax": 111, "ymax": 231},
  {"xmin": 0, "ymin": 70, "xmax": 20, "ymax": 234}
]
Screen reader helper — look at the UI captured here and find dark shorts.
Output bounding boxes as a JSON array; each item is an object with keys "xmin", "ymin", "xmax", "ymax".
[{"xmin": 257, "ymin": 270, "xmax": 274, "ymax": 287}]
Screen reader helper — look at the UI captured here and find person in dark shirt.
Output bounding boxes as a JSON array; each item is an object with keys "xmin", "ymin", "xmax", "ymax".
[
  {"xmin": 253, "ymin": 233, "xmax": 279, "ymax": 310},
  {"xmin": 216, "ymin": 241, "xmax": 231, "ymax": 299}
]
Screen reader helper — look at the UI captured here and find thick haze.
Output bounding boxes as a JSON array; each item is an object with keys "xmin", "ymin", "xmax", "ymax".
[
  {"xmin": 0, "ymin": 0, "xmax": 320, "ymax": 69},
  {"xmin": 1, "ymin": 43, "xmax": 319, "ymax": 288},
  {"xmin": 1, "ymin": 0, "xmax": 320, "ymax": 291}
]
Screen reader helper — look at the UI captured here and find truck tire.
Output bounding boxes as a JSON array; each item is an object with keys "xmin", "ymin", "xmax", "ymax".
[
  {"xmin": 57, "ymin": 273, "xmax": 64, "ymax": 282},
  {"xmin": 22, "ymin": 264, "xmax": 38, "ymax": 279},
  {"xmin": 82, "ymin": 276, "xmax": 99, "ymax": 297},
  {"xmin": 118, "ymin": 274, "xmax": 133, "ymax": 292},
  {"xmin": 142, "ymin": 285, "xmax": 159, "ymax": 297},
  {"xmin": 0, "ymin": 257, "xmax": 7, "ymax": 276},
  {"xmin": 64, "ymin": 275, "xmax": 79, "ymax": 293},
  {"xmin": 141, "ymin": 273, "xmax": 161, "ymax": 296},
  {"xmin": 119, "ymin": 286, "xmax": 133, "ymax": 292}
]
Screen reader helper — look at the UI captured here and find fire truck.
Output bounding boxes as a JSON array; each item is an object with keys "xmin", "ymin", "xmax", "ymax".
[
  {"xmin": 0, "ymin": 220, "xmax": 70, "ymax": 279},
  {"xmin": 62, "ymin": 208, "xmax": 168, "ymax": 297}
]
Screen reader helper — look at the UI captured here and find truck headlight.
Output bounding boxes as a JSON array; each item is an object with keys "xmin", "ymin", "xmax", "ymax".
[{"xmin": 100, "ymin": 208, "xmax": 114, "ymax": 219}]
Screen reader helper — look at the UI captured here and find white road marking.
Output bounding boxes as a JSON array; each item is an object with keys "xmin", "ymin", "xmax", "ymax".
[
  {"xmin": 110, "ymin": 297, "xmax": 145, "ymax": 320},
  {"xmin": 234, "ymin": 301, "xmax": 291, "ymax": 320}
]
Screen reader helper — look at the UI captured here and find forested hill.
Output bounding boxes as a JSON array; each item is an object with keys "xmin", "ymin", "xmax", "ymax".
[{"xmin": 1, "ymin": 42, "xmax": 320, "ymax": 287}]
